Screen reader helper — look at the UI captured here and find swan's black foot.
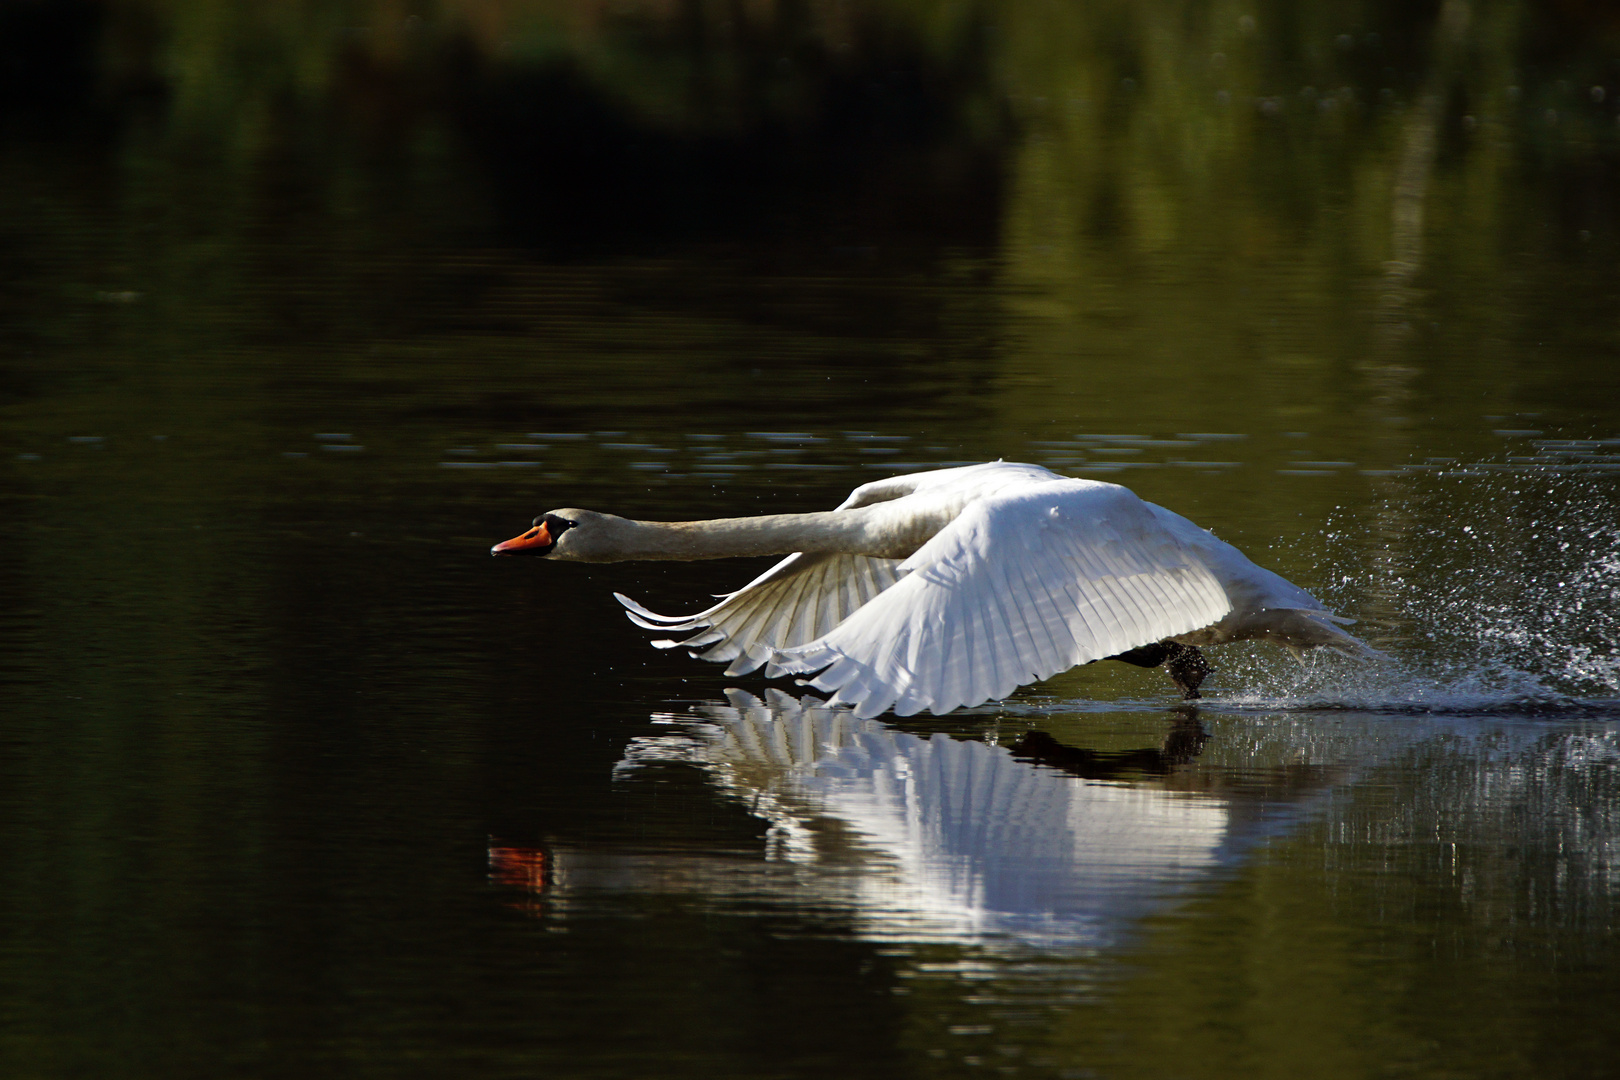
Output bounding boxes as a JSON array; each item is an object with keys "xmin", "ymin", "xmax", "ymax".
[
  {"xmin": 1106, "ymin": 641, "xmax": 1212, "ymax": 699},
  {"xmin": 1164, "ymin": 643, "xmax": 1212, "ymax": 699}
]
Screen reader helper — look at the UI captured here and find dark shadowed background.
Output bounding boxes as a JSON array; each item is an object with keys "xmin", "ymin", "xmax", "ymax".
[{"xmin": 2, "ymin": 1, "xmax": 1619, "ymax": 1077}]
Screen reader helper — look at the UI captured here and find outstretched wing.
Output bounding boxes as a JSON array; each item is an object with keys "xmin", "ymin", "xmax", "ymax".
[
  {"xmin": 770, "ymin": 480, "xmax": 1233, "ymax": 719},
  {"xmin": 616, "ymin": 552, "xmax": 905, "ymax": 677}
]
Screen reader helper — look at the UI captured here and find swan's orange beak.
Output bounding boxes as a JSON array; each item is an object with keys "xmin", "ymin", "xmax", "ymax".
[{"xmin": 491, "ymin": 520, "xmax": 553, "ymax": 556}]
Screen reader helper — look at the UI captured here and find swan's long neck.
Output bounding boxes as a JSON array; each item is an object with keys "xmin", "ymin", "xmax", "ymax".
[{"xmin": 583, "ymin": 507, "xmax": 936, "ymax": 562}]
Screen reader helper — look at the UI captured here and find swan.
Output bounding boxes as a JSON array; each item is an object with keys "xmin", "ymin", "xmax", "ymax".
[{"xmin": 491, "ymin": 461, "xmax": 1376, "ymax": 718}]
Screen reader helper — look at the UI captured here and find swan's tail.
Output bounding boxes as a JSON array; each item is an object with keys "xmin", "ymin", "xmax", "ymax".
[{"xmin": 1273, "ymin": 609, "xmax": 1390, "ymax": 665}]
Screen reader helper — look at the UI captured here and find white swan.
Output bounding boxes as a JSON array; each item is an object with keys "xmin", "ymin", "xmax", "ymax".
[{"xmin": 492, "ymin": 461, "xmax": 1375, "ymax": 717}]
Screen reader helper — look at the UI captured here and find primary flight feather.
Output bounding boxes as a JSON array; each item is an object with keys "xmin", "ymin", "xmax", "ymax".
[{"xmin": 493, "ymin": 462, "xmax": 1375, "ymax": 718}]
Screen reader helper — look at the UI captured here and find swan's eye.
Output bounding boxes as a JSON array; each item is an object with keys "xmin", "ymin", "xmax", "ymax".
[{"xmin": 544, "ymin": 514, "xmax": 577, "ymax": 534}]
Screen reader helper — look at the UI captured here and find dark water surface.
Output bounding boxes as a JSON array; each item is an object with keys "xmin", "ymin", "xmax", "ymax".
[{"xmin": 3, "ymin": 2, "xmax": 1620, "ymax": 1077}]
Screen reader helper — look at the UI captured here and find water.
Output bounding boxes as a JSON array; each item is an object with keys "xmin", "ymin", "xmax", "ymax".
[{"xmin": 3, "ymin": 2, "xmax": 1620, "ymax": 1077}]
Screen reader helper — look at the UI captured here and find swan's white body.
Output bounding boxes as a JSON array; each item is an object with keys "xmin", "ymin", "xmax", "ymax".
[{"xmin": 500, "ymin": 462, "xmax": 1371, "ymax": 718}]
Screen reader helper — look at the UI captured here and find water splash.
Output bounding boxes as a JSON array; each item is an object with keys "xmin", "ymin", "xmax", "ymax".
[{"xmin": 1231, "ymin": 460, "xmax": 1620, "ymax": 713}]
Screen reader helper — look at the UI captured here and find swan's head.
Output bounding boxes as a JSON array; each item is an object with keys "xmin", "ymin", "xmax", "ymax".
[{"xmin": 490, "ymin": 509, "xmax": 617, "ymax": 561}]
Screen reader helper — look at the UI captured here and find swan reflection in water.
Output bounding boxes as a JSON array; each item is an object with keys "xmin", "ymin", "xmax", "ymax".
[
  {"xmin": 490, "ymin": 694, "xmax": 1620, "ymax": 961},
  {"xmin": 492, "ymin": 691, "xmax": 1365, "ymax": 948}
]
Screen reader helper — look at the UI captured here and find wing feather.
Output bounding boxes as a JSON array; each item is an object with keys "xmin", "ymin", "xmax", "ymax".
[
  {"xmin": 980, "ymin": 559, "xmax": 1026, "ymax": 701},
  {"xmin": 616, "ymin": 553, "xmax": 906, "ymax": 679},
  {"xmin": 1007, "ymin": 537, "xmax": 1073, "ymax": 678},
  {"xmin": 775, "ymin": 481, "xmax": 1234, "ymax": 718}
]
